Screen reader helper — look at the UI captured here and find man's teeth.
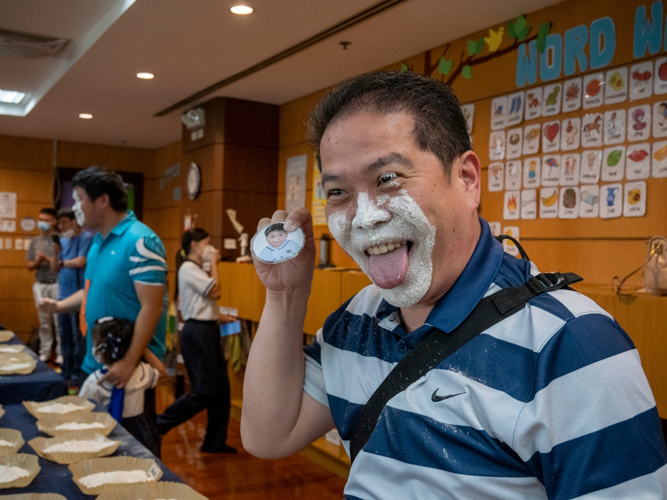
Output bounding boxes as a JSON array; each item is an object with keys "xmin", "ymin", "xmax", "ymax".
[{"xmin": 366, "ymin": 241, "xmax": 407, "ymax": 255}]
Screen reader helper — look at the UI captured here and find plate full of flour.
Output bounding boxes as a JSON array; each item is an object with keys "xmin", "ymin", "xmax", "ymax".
[
  {"xmin": 24, "ymin": 395, "xmax": 94, "ymax": 418},
  {"xmin": 95, "ymin": 481, "xmax": 209, "ymax": 500},
  {"xmin": 29, "ymin": 431, "xmax": 119, "ymax": 464},
  {"xmin": 0, "ymin": 453, "xmax": 41, "ymax": 489},
  {"xmin": 0, "ymin": 352, "xmax": 37, "ymax": 375},
  {"xmin": 37, "ymin": 411, "xmax": 117, "ymax": 437},
  {"xmin": 69, "ymin": 456, "xmax": 163, "ymax": 495},
  {"xmin": 0, "ymin": 428, "xmax": 24, "ymax": 455}
]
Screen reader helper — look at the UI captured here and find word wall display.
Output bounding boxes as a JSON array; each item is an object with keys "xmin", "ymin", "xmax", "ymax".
[{"xmin": 487, "ymin": 57, "xmax": 667, "ymax": 221}]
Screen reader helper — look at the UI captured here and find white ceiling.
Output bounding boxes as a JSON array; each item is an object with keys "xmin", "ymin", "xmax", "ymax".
[{"xmin": 0, "ymin": 0, "xmax": 563, "ymax": 150}]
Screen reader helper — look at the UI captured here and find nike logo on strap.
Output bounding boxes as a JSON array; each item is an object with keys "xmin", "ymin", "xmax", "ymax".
[{"xmin": 431, "ymin": 389, "xmax": 465, "ymax": 402}]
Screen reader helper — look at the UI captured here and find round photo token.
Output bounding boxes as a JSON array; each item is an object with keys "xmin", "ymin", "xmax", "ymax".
[{"xmin": 251, "ymin": 222, "xmax": 305, "ymax": 264}]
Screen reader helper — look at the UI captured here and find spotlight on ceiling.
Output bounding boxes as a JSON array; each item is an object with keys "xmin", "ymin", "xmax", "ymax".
[
  {"xmin": 79, "ymin": 113, "xmax": 93, "ymax": 119},
  {"xmin": 0, "ymin": 89, "xmax": 26, "ymax": 104},
  {"xmin": 231, "ymin": 5, "xmax": 253, "ymax": 14},
  {"xmin": 137, "ymin": 72, "xmax": 154, "ymax": 79}
]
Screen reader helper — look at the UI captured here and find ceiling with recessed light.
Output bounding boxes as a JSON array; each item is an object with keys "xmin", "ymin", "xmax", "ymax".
[{"xmin": 0, "ymin": 0, "xmax": 564, "ymax": 150}]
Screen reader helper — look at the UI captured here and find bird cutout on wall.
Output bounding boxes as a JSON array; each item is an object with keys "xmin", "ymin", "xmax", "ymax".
[{"xmin": 485, "ymin": 27, "xmax": 504, "ymax": 52}]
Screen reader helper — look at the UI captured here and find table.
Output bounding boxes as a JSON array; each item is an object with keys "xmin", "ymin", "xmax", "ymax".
[
  {"xmin": 0, "ymin": 334, "xmax": 68, "ymax": 405},
  {"xmin": 0, "ymin": 402, "xmax": 183, "ymax": 498}
]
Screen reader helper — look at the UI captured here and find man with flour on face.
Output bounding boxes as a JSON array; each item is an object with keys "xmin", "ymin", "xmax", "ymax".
[{"xmin": 242, "ymin": 72, "xmax": 667, "ymax": 499}]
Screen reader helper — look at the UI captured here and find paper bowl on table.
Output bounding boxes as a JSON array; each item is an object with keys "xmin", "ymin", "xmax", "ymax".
[
  {"xmin": 24, "ymin": 395, "xmax": 94, "ymax": 419},
  {"xmin": 95, "ymin": 481, "xmax": 209, "ymax": 500},
  {"xmin": 0, "ymin": 453, "xmax": 40, "ymax": 489},
  {"xmin": 0, "ymin": 330, "xmax": 15, "ymax": 342},
  {"xmin": 0, "ymin": 344, "xmax": 25, "ymax": 354},
  {"xmin": 69, "ymin": 456, "xmax": 163, "ymax": 496},
  {"xmin": 29, "ymin": 431, "xmax": 119, "ymax": 465},
  {"xmin": 0, "ymin": 495, "xmax": 67, "ymax": 500},
  {"xmin": 0, "ymin": 352, "xmax": 37, "ymax": 375},
  {"xmin": 0, "ymin": 429, "xmax": 24, "ymax": 456},
  {"xmin": 36, "ymin": 411, "xmax": 116, "ymax": 437}
]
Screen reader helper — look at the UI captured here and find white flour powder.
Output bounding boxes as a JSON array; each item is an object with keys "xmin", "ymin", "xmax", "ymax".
[
  {"xmin": 0, "ymin": 362, "xmax": 31, "ymax": 371},
  {"xmin": 44, "ymin": 439, "xmax": 114, "ymax": 453},
  {"xmin": 0, "ymin": 439, "xmax": 16, "ymax": 447},
  {"xmin": 0, "ymin": 465, "xmax": 29, "ymax": 483},
  {"xmin": 55, "ymin": 422, "xmax": 105, "ymax": 431},
  {"xmin": 37, "ymin": 403, "xmax": 83, "ymax": 414},
  {"xmin": 0, "ymin": 346, "xmax": 22, "ymax": 353},
  {"xmin": 79, "ymin": 470, "xmax": 153, "ymax": 488}
]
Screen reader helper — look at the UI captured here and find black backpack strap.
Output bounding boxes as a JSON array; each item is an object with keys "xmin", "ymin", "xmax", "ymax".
[{"xmin": 348, "ymin": 271, "xmax": 582, "ymax": 463}]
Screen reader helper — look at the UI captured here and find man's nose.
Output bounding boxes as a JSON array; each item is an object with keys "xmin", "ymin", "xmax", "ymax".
[{"xmin": 351, "ymin": 192, "xmax": 391, "ymax": 230}]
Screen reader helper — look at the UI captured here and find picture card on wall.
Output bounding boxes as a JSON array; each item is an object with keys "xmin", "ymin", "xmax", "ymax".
[
  {"xmin": 560, "ymin": 153, "xmax": 581, "ymax": 186},
  {"xmin": 541, "ymin": 155, "xmax": 561, "ymax": 186},
  {"xmin": 506, "ymin": 128, "xmax": 523, "ymax": 159},
  {"xmin": 503, "ymin": 190, "xmax": 520, "ymax": 220},
  {"xmin": 539, "ymin": 187, "xmax": 559, "ymax": 218},
  {"xmin": 461, "ymin": 104, "xmax": 475, "ymax": 134},
  {"xmin": 583, "ymin": 73, "xmax": 605, "ymax": 109},
  {"xmin": 502, "ymin": 227, "xmax": 520, "ymax": 257},
  {"xmin": 520, "ymin": 189, "xmax": 537, "ymax": 219},
  {"xmin": 652, "ymin": 100, "xmax": 667, "ymax": 138},
  {"xmin": 627, "ymin": 105, "xmax": 651, "ymax": 141},
  {"xmin": 562, "ymin": 78, "xmax": 582, "ymax": 112},
  {"xmin": 558, "ymin": 187, "xmax": 579, "ymax": 219},
  {"xmin": 489, "ymin": 131, "xmax": 506, "ymax": 160},
  {"xmin": 505, "ymin": 160, "xmax": 522, "ymax": 190},
  {"xmin": 542, "ymin": 83, "xmax": 562, "ymax": 116},
  {"xmin": 523, "ymin": 123, "xmax": 541, "ymax": 155},
  {"xmin": 652, "ymin": 140, "xmax": 667, "ymax": 178},
  {"xmin": 491, "ymin": 96, "xmax": 508, "ymax": 130},
  {"xmin": 605, "ymin": 67, "xmax": 628, "ymax": 104},
  {"xmin": 623, "ymin": 181, "xmax": 646, "ymax": 217},
  {"xmin": 579, "ymin": 185, "xmax": 600, "ymax": 218},
  {"xmin": 542, "ymin": 120, "xmax": 560, "ymax": 153},
  {"xmin": 488, "ymin": 221, "xmax": 501, "ymax": 236},
  {"xmin": 580, "ymin": 150, "xmax": 602, "ymax": 184},
  {"xmin": 506, "ymin": 91, "xmax": 525, "ymax": 126},
  {"xmin": 600, "ymin": 183, "xmax": 623, "ymax": 219},
  {"xmin": 654, "ymin": 56, "xmax": 667, "ymax": 95},
  {"xmin": 626, "ymin": 143, "xmax": 651, "ymax": 180},
  {"xmin": 601, "ymin": 146, "xmax": 626, "ymax": 182},
  {"xmin": 523, "ymin": 157, "xmax": 541, "ymax": 188},
  {"xmin": 630, "ymin": 61, "xmax": 653, "ymax": 101},
  {"xmin": 581, "ymin": 113, "xmax": 603, "ymax": 147},
  {"xmin": 525, "ymin": 87, "xmax": 543, "ymax": 120},
  {"xmin": 487, "ymin": 162, "xmax": 504, "ymax": 191},
  {"xmin": 561, "ymin": 118, "xmax": 581, "ymax": 151},
  {"xmin": 603, "ymin": 109, "xmax": 626, "ymax": 144}
]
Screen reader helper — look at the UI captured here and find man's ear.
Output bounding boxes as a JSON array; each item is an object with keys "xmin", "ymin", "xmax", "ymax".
[
  {"xmin": 457, "ymin": 151, "xmax": 481, "ymax": 210},
  {"xmin": 96, "ymin": 193, "xmax": 111, "ymax": 210}
]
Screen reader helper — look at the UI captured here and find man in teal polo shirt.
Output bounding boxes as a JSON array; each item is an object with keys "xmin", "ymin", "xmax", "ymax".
[{"xmin": 47, "ymin": 166, "xmax": 167, "ymax": 455}]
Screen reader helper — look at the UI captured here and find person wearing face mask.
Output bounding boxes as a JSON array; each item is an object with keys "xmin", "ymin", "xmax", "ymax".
[
  {"xmin": 26, "ymin": 207, "xmax": 62, "ymax": 363},
  {"xmin": 50, "ymin": 207, "xmax": 93, "ymax": 391},
  {"xmin": 156, "ymin": 228, "xmax": 237, "ymax": 454}
]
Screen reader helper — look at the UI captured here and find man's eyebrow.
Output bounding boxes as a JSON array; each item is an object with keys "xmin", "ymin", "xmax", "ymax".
[{"xmin": 321, "ymin": 153, "xmax": 413, "ymax": 186}]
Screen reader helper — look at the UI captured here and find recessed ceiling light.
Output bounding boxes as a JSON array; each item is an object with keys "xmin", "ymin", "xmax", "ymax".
[
  {"xmin": 79, "ymin": 113, "xmax": 93, "ymax": 119},
  {"xmin": 0, "ymin": 89, "xmax": 26, "ymax": 104},
  {"xmin": 137, "ymin": 72, "xmax": 154, "ymax": 79},
  {"xmin": 231, "ymin": 5, "xmax": 253, "ymax": 14}
]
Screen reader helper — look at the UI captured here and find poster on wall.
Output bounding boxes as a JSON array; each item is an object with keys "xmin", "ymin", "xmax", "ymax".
[
  {"xmin": 0, "ymin": 192, "xmax": 17, "ymax": 220},
  {"xmin": 285, "ymin": 154, "xmax": 308, "ymax": 213},
  {"xmin": 312, "ymin": 155, "xmax": 327, "ymax": 226}
]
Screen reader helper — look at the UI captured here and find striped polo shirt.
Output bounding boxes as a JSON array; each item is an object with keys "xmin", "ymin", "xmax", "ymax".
[{"xmin": 303, "ymin": 219, "xmax": 667, "ymax": 499}]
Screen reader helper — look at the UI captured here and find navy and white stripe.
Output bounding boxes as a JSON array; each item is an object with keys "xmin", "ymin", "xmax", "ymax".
[{"xmin": 303, "ymin": 218, "xmax": 667, "ymax": 499}]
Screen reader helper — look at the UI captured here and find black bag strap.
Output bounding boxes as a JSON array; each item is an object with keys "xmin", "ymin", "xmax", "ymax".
[{"xmin": 349, "ymin": 271, "xmax": 582, "ymax": 463}]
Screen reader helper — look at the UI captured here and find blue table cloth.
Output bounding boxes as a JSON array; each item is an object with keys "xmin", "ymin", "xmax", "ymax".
[
  {"xmin": 0, "ymin": 401, "xmax": 182, "ymax": 498},
  {"xmin": 0, "ymin": 333, "xmax": 68, "ymax": 405}
]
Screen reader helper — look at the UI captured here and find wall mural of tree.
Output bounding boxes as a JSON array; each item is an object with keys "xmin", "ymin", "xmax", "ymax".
[{"xmin": 401, "ymin": 15, "xmax": 552, "ymax": 87}]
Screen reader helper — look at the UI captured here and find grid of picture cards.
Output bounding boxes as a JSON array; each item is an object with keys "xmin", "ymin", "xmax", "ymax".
[{"xmin": 486, "ymin": 57, "xmax": 667, "ymax": 221}]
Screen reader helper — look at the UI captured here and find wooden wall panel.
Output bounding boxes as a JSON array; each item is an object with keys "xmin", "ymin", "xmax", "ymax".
[
  {"xmin": 56, "ymin": 140, "xmax": 154, "ymax": 173},
  {"xmin": 0, "ymin": 300, "xmax": 38, "ymax": 340},
  {"xmin": 0, "ymin": 136, "xmax": 53, "ymax": 170},
  {"xmin": 222, "ymin": 144, "xmax": 278, "ymax": 194},
  {"xmin": 143, "ymin": 207, "xmax": 182, "ymax": 241}
]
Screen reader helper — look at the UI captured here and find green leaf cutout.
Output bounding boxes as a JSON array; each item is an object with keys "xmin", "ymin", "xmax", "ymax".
[
  {"xmin": 537, "ymin": 34, "xmax": 547, "ymax": 53},
  {"xmin": 538, "ymin": 22, "xmax": 551, "ymax": 37},
  {"xmin": 607, "ymin": 150, "xmax": 623, "ymax": 167},
  {"xmin": 516, "ymin": 15, "xmax": 530, "ymax": 41},
  {"xmin": 467, "ymin": 39, "xmax": 477, "ymax": 56},
  {"xmin": 508, "ymin": 20, "xmax": 517, "ymax": 40},
  {"xmin": 438, "ymin": 57, "xmax": 452, "ymax": 75},
  {"xmin": 462, "ymin": 65, "xmax": 472, "ymax": 79},
  {"xmin": 400, "ymin": 63, "xmax": 408, "ymax": 72},
  {"xmin": 475, "ymin": 37, "xmax": 484, "ymax": 55}
]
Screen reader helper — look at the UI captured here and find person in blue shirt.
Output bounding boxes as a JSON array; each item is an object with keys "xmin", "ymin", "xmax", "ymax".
[
  {"xmin": 257, "ymin": 223, "xmax": 302, "ymax": 262},
  {"xmin": 50, "ymin": 207, "xmax": 93, "ymax": 390},
  {"xmin": 44, "ymin": 166, "xmax": 167, "ymax": 456}
]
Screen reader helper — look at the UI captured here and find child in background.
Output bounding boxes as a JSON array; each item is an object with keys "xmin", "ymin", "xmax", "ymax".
[{"xmin": 79, "ymin": 317, "xmax": 162, "ymax": 455}]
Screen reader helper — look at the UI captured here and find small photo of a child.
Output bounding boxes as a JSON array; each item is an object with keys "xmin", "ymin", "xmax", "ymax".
[{"xmin": 252, "ymin": 222, "xmax": 304, "ymax": 264}]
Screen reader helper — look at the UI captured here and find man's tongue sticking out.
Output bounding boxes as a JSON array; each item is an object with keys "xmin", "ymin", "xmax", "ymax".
[{"xmin": 369, "ymin": 244, "xmax": 409, "ymax": 289}]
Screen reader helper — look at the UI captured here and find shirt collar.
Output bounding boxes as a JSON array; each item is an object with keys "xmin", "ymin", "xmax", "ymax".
[
  {"xmin": 93, "ymin": 211, "xmax": 135, "ymax": 245},
  {"xmin": 375, "ymin": 218, "xmax": 504, "ymax": 333}
]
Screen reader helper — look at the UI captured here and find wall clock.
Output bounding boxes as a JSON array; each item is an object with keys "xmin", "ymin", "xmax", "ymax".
[{"xmin": 187, "ymin": 162, "xmax": 201, "ymax": 200}]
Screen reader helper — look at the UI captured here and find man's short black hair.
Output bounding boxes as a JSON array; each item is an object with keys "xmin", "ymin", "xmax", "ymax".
[
  {"xmin": 308, "ymin": 71, "xmax": 471, "ymax": 177},
  {"xmin": 40, "ymin": 208, "xmax": 57, "ymax": 218},
  {"xmin": 71, "ymin": 166, "xmax": 128, "ymax": 212},
  {"xmin": 57, "ymin": 207, "xmax": 75, "ymax": 220}
]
